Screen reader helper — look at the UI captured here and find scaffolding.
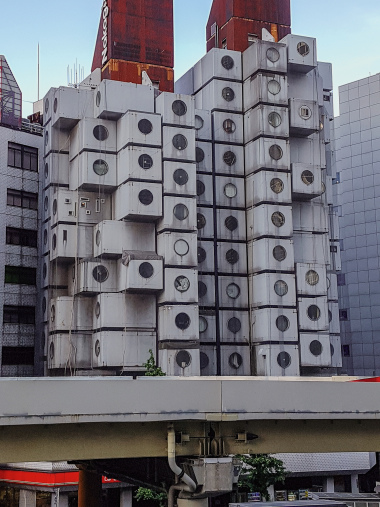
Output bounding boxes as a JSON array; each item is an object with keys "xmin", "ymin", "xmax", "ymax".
[{"xmin": 0, "ymin": 55, "xmax": 22, "ymax": 128}]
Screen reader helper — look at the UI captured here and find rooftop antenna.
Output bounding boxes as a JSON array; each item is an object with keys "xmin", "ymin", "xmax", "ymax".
[
  {"xmin": 37, "ymin": 43, "xmax": 40, "ymax": 101},
  {"xmin": 67, "ymin": 60, "xmax": 85, "ymax": 87}
]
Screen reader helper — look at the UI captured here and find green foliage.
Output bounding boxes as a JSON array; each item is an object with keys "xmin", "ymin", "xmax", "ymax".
[
  {"xmin": 238, "ymin": 454, "xmax": 287, "ymax": 501},
  {"xmin": 135, "ymin": 487, "xmax": 167, "ymax": 507},
  {"xmin": 144, "ymin": 349, "xmax": 166, "ymax": 376}
]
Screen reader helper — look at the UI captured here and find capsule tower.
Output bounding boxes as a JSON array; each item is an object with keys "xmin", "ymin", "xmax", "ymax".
[{"xmin": 41, "ymin": 0, "xmax": 341, "ymax": 377}]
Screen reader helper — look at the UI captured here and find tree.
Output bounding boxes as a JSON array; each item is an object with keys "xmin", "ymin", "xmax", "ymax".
[
  {"xmin": 238, "ymin": 454, "xmax": 287, "ymax": 501},
  {"xmin": 144, "ymin": 349, "xmax": 166, "ymax": 377},
  {"xmin": 135, "ymin": 487, "xmax": 167, "ymax": 507}
]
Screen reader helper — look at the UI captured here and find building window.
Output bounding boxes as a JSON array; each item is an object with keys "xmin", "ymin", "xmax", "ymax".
[
  {"xmin": 248, "ymin": 34, "xmax": 258, "ymax": 46},
  {"xmin": 337, "ymin": 273, "xmax": 346, "ymax": 286},
  {"xmin": 6, "ymin": 227, "xmax": 37, "ymax": 248},
  {"xmin": 339, "ymin": 309, "xmax": 349, "ymax": 321},
  {"xmin": 7, "ymin": 189, "xmax": 38, "ymax": 210},
  {"xmin": 221, "ymin": 38, "xmax": 227, "ymax": 49},
  {"xmin": 2, "ymin": 346, "xmax": 34, "ymax": 365},
  {"xmin": 3, "ymin": 305, "xmax": 35, "ymax": 324},
  {"xmin": 342, "ymin": 345, "xmax": 350, "ymax": 357},
  {"xmin": 5, "ymin": 266, "xmax": 37, "ymax": 285},
  {"xmin": 8, "ymin": 142, "xmax": 38, "ymax": 172}
]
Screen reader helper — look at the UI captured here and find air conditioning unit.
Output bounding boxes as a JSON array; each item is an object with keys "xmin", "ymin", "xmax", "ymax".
[
  {"xmin": 291, "ymin": 163, "xmax": 323, "ymax": 200},
  {"xmin": 44, "ymin": 122, "xmax": 71, "ymax": 158},
  {"xmin": 253, "ymin": 343, "xmax": 300, "ymax": 376},
  {"xmin": 220, "ymin": 310, "xmax": 250, "ymax": 343},
  {"xmin": 69, "ymin": 151, "xmax": 117, "ymax": 192},
  {"xmin": 217, "ymin": 209, "xmax": 247, "ymax": 241},
  {"xmin": 247, "ymin": 204, "xmax": 293, "ymax": 240},
  {"xmin": 157, "ymin": 231, "xmax": 198, "ymax": 267},
  {"xmin": 158, "ymin": 268, "xmax": 198, "ymax": 305},
  {"xmin": 194, "ymin": 80, "xmax": 243, "ymax": 113},
  {"xmin": 212, "ymin": 111, "xmax": 244, "ymax": 144},
  {"xmin": 296, "ymin": 263, "xmax": 328, "ymax": 297},
  {"xmin": 217, "ymin": 242, "xmax": 248, "ymax": 275},
  {"xmin": 196, "ymin": 207, "xmax": 215, "ymax": 240},
  {"xmin": 290, "ymin": 136, "xmax": 326, "ymax": 168},
  {"xmin": 194, "ymin": 48, "xmax": 242, "ymax": 93},
  {"xmin": 327, "ymin": 272, "xmax": 338, "ymax": 301},
  {"xmin": 248, "ymin": 238, "xmax": 295, "ymax": 274},
  {"xmin": 328, "ymin": 302, "xmax": 340, "ymax": 335},
  {"xmin": 155, "ymin": 92, "xmax": 195, "ymax": 127},
  {"xmin": 218, "ymin": 275, "xmax": 249, "ymax": 308},
  {"xmin": 44, "ymin": 153, "xmax": 69, "ymax": 188},
  {"xmin": 50, "ymin": 189, "xmax": 112, "ymax": 226},
  {"xmin": 195, "ymin": 141, "xmax": 213, "ymax": 173},
  {"xmin": 245, "ymin": 137, "xmax": 290, "ymax": 176},
  {"xmin": 70, "ymin": 259, "xmax": 118, "ymax": 296},
  {"xmin": 117, "ymin": 145, "xmax": 162, "ymax": 186},
  {"xmin": 162, "ymin": 126, "xmax": 196, "ymax": 162},
  {"xmin": 118, "ymin": 253, "xmax": 163, "ymax": 293},
  {"xmin": 159, "ymin": 348, "xmax": 200, "ymax": 376},
  {"xmin": 43, "ymin": 87, "xmax": 58, "ymax": 127},
  {"xmin": 197, "ymin": 241, "xmax": 215, "ymax": 273},
  {"xmin": 199, "ymin": 345, "xmax": 217, "ymax": 376},
  {"xmin": 244, "ymin": 104, "xmax": 289, "ymax": 144},
  {"xmin": 93, "ymin": 221, "xmax": 156, "ymax": 259},
  {"xmin": 289, "ymin": 99, "xmax": 319, "ymax": 136},
  {"xmin": 158, "ymin": 305, "xmax": 199, "ymax": 342},
  {"xmin": 252, "ymin": 307, "xmax": 298, "ymax": 343},
  {"xmin": 220, "ymin": 345, "xmax": 250, "ymax": 376},
  {"xmin": 94, "ymin": 80, "xmax": 155, "ymax": 120},
  {"xmin": 196, "ymin": 174, "xmax": 214, "ymax": 206},
  {"xmin": 93, "ymin": 293, "xmax": 156, "ymax": 330},
  {"xmin": 293, "ymin": 232, "xmax": 329, "ymax": 265},
  {"xmin": 299, "ymin": 333, "xmax": 331, "ymax": 367},
  {"xmin": 244, "ymin": 73, "xmax": 288, "ymax": 112},
  {"xmin": 157, "ymin": 196, "xmax": 197, "ymax": 233},
  {"xmin": 297, "ymin": 296, "xmax": 329, "ymax": 332},
  {"xmin": 163, "ymin": 161, "xmax": 197, "ymax": 197},
  {"xmin": 242, "ymin": 40, "xmax": 287, "ymax": 81},
  {"xmin": 196, "ymin": 275, "xmax": 215, "ymax": 308},
  {"xmin": 292, "ymin": 202, "xmax": 329, "ymax": 234},
  {"xmin": 49, "ymin": 296, "xmax": 93, "ymax": 333},
  {"xmin": 113, "ymin": 181, "xmax": 163, "ymax": 221},
  {"xmin": 214, "ymin": 144, "xmax": 245, "ymax": 176},
  {"xmin": 48, "ymin": 334, "xmax": 92, "ymax": 370},
  {"xmin": 330, "ymin": 334, "xmax": 342, "ymax": 368},
  {"xmin": 250, "ymin": 272, "xmax": 296, "ymax": 308},
  {"xmin": 117, "ymin": 110, "xmax": 162, "ymax": 150},
  {"xmin": 69, "ymin": 117, "xmax": 117, "ymax": 162},
  {"xmin": 281, "ymin": 34, "xmax": 317, "ymax": 74},
  {"xmin": 50, "ymin": 223, "xmax": 93, "ymax": 261},
  {"xmin": 92, "ymin": 331, "xmax": 156, "ymax": 369},
  {"xmin": 215, "ymin": 175, "xmax": 245, "ymax": 208},
  {"xmin": 246, "ymin": 170, "xmax": 292, "ymax": 208},
  {"xmin": 51, "ymin": 87, "xmax": 94, "ymax": 129},
  {"xmin": 195, "ymin": 109, "xmax": 212, "ymax": 140}
]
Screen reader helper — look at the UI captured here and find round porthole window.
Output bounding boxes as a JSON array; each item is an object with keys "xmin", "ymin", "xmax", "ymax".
[
  {"xmin": 223, "ymin": 119, "xmax": 236, "ymax": 133},
  {"xmin": 45, "ymin": 98, "xmax": 49, "ymax": 114},
  {"xmin": 267, "ymin": 47, "xmax": 280, "ymax": 63},
  {"xmin": 44, "ymin": 196, "xmax": 49, "ymax": 212},
  {"xmin": 269, "ymin": 144, "xmax": 283, "ymax": 161},
  {"xmin": 196, "ymin": 147, "xmax": 205, "ymax": 163},
  {"xmin": 297, "ymin": 41, "xmax": 310, "ymax": 56},
  {"xmin": 195, "ymin": 115, "xmax": 204, "ymax": 130},
  {"xmin": 93, "ymin": 159, "xmax": 109, "ymax": 176},
  {"xmin": 224, "ymin": 183, "xmax": 237, "ymax": 198},
  {"xmin": 301, "ymin": 170, "xmax": 314, "ymax": 185},
  {"xmin": 173, "ymin": 134, "xmax": 188, "ymax": 151},
  {"xmin": 276, "ymin": 315, "xmax": 290, "ymax": 332},
  {"xmin": 277, "ymin": 351, "xmax": 291, "ymax": 369},
  {"xmin": 174, "ymin": 204, "xmax": 189, "ymax": 221},
  {"xmin": 268, "ymin": 79, "xmax": 281, "ymax": 95},
  {"xmin": 226, "ymin": 249, "xmax": 239, "ymax": 264},
  {"xmin": 328, "ymin": 310, "xmax": 332, "ymax": 323},
  {"xmin": 173, "ymin": 168, "xmax": 189, "ymax": 186},
  {"xmin": 138, "ymin": 154, "xmax": 153, "ymax": 169},
  {"xmin": 139, "ymin": 262, "xmax": 154, "ymax": 279},
  {"xmin": 310, "ymin": 340, "xmax": 323, "ymax": 356},
  {"xmin": 45, "ymin": 162, "xmax": 49, "ymax": 179},
  {"xmin": 138, "ymin": 119, "xmax": 153, "ymax": 134},
  {"xmin": 196, "ymin": 180, "xmax": 205, "ymax": 196},
  {"xmin": 172, "ymin": 100, "xmax": 187, "ymax": 116},
  {"xmin": 271, "ymin": 212, "xmax": 285, "ymax": 227},
  {"xmin": 95, "ymin": 340, "xmax": 101, "ymax": 357},
  {"xmin": 223, "ymin": 151, "xmax": 236, "ymax": 166},
  {"xmin": 228, "ymin": 317, "xmax": 241, "ymax": 334},
  {"xmin": 175, "ymin": 276, "xmax": 190, "ymax": 292},
  {"xmin": 221, "ymin": 55, "xmax": 234, "ymax": 70},
  {"xmin": 229, "ymin": 352, "xmax": 243, "ymax": 369},
  {"xmin": 52, "ymin": 234, "xmax": 57, "ymax": 251},
  {"xmin": 93, "ymin": 265, "xmax": 109, "ymax": 283},
  {"xmin": 306, "ymin": 270, "xmax": 319, "ymax": 286},
  {"xmin": 52, "ymin": 199, "xmax": 57, "ymax": 215},
  {"xmin": 93, "ymin": 125, "xmax": 109, "ymax": 141},
  {"xmin": 273, "ymin": 245, "xmax": 286, "ymax": 261},
  {"xmin": 50, "ymin": 305, "xmax": 55, "ymax": 323},
  {"xmin": 270, "ymin": 178, "xmax": 284, "ymax": 194},
  {"xmin": 174, "ymin": 239, "xmax": 189, "ymax": 256},
  {"xmin": 95, "ymin": 302, "xmax": 101, "ymax": 318},
  {"xmin": 330, "ymin": 343, "xmax": 335, "ymax": 356},
  {"xmin": 226, "ymin": 283, "xmax": 240, "ymax": 299},
  {"xmin": 96, "ymin": 230, "xmax": 101, "ymax": 247},
  {"xmin": 43, "ymin": 263, "xmax": 47, "ymax": 280},
  {"xmin": 176, "ymin": 350, "xmax": 191, "ymax": 368},
  {"xmin": 200, "ymin": 352, "xmax": 210, "ymax": 370},
  {"xmin": 225, "ymin": 216, "xmax": 238, "ymax": 231},
  {"xmin": 198, "ymin": 247, "xmax": 206, "ymax": 263},
  {"xmin": 222, "ymin": 87, "xmax": 235, "ymax": 102},
  {"xmin": 197, "ymin": 213, "xmax": 206, "ymax": 230},
  {"xmin": 299, "ymin": 105, "xmax": 312, "ymax": 120},
  {"xmin": 274, "ymin": 280, "xmax": 288, "ymax": 297},
  {"xmin": 199, "ymin": 316, "xmax": 208, "ymax": 333},
  {"xmin": 198, "ymin": 281, "xmax": 208, "ymax": 298},
  {"xmin": 268, "ymin": 112, "xmax": 282, "ymax": 128},
  {"xmin": 44, "ymin": 229, "xmax": 48, "ymax": 246},
  {"xmin": 175, "ymin": 312, "xmax": 191, "ymax": 330},
  {"xmin": 53, "ymin": 98, "xmax": 58, "ymax": 113},
  {"xmin": 307, "ymin": 305, "xmax": 321, "ymax": 321},
  {"xmin": 96, "ymin": 91, "xmax": 101, "ymax": 107},
  {"xmin": 49, "ymin": 342, "xmax": 55, "ymax": 360},
  {"xmin": 42, "ymin": 297, "xmax": 47, "ymax": 314},
  {"xmin": 139, "ymin": 190, "xmax": 154, "ymax": 206}
]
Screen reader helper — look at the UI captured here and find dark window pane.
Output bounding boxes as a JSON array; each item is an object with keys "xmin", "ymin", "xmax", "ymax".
[
  {"xmin": 5, "ymin": 266, "xmax": 36, "ymax": 285},
  {"xmin": 2, "ymin": 347, "xmax": 35, "ymax": 365},
  {"xmin": 3, "ymin": 306, "xmax": 35, "ymax": 324},
  {"xmin": 7, "ymin": 142, "xmax": 38, "ymax": 172},
  {"xmin": 6, "ymin": 227, "xmax": 37, "ymax": 248}
]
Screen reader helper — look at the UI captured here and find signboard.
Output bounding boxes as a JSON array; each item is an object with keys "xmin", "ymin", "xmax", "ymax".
[{"xmin": 248, "ymin": 493, "xmax": 261, "ymax": 502}]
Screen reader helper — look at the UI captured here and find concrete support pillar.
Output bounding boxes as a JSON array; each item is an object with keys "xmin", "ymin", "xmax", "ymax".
[
  {"xmin": 19, "ymin": 490, "xmax": 36, "ymax": 507},
  {"xmin": 351, "ymin": 474, "xmax": 359, "ymax": 493},
  {"xmin": 267, "ymin": 485, "xmax": 275, "ymax": 501},
  {"xmin": 59, "ymin": 493, "xmax": 69, "ymax": 507},
  {"xmin": 120, "ymin": 489, "xmax": 133, "ymax": 507},
  {"xmin": 323, "ymin": 477, "xmax": 335, "ymax": 493},
  {"xmin": 78, "ymin": 469, "xmax": 102, "ymax": 507}
]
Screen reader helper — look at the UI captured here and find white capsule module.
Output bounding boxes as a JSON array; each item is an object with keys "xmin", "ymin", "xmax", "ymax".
[
  {"xmin": 246, "ymin": 171, "xmax": 292, "ymax": 208},
  {"xmin": 330, "ymin": 334, "xmax": 342, "ymax": 368},
  {"xmin": 49, "ymin": 296, "xmax": 93, "ymax": 333},
  {"xmin": 194, "ymin": 79, "xmax": 243, "ymax": 113},
  {"xmin": 328, "ymin": 302, "xmax": 340, "ymax": 335},
  {"xmin": 198, "ymin": 313, "xmax": 216, "ymax": 343},
  {"xmin": 43, "ymin": 153, "xmax": 69, "ymax": 187},
  {"xmin": 51, "ymin": 190, "xmax": 112, "ymax": 226},
  {"xmin": 93, "ymin": 221, "xmax": 155, "ymax": 259},
  {"xmin": 293, "ymin": 232, "xmax": 329, "ymax": 265},
  {"xmin": 195, "ymin": 141, "xmax": 213, "ymax": 173},
  {"xmin": 158, "ymin": 268, "xmax": 198, "ymax": 305},
  {"xmin": 117, "ymin": 111, "xmax": 162, "ymax": 150},
  {"xmin": 162, "ymin": 126, "xmax": 196, "ymax": 162},
  {"xmin": 158, "ymin": 305, "xmax": 199, "ymax": 342},
  {"xmin": 217, "ymin": 242, "xmax": 248, "ymax": 275},
  {"xmin": 69, "ymin": 151, "xmax": 117, "ymax": 192},
  {"xmin": 69, "ymin": 118, "xmax": 117, "ymax": 161},
  {"xmin": 159, "ymin": 348, "xmax": 200, "ymax": 376},
  {"xmin": 43, "ymin": 87, "xmax": 58, "ymax": 126},
  {"xmin": 196, "ymin": 207, "xmax": 214, "ymax": 240},
  {"xmin": 218, "ymin": 276, "xmax": 249, "ymax": 308},
  {"xmin": 215, "ymin": 175, "xmax": 245, "ymax": 208},
  {"xmin": 250, "ymin": 272, "xmax": 297, "ymax": 308},
  {"xmin": 92, "ymin": 331, "xmax": 156, "ymax": 369},
  {"xmin": 220, "ymin": 345, "xmax": 251, "ymax": 376},
  {"xmin": 242, "ymin": 40, "xmax": 287, "ymax": 81},
  {"xmin": 292, "ymin": 202, "xmax": 329, "ymax": 234},
  {"xmin": 199, "ymin": 346, "xmax": 217, "ymax": 376},
  {"xmin": 113, "ymin": 181, "xmax": 163, "ymax": 221},
  {"xmin": 51, "ymin": 87, "xmax": 94, "ymax": 129},
  {"xmin": 252, "ymin": 343, "xmax": 300, "ymax": 376},
  {"xmin": 94, "ymin": 80, "xmax": 155, "ymax": 120},
  {"xmin": 244, "ymin": 137, "xmax": 290, "ymax": 176},
  {"xmin": 193, "ymin": 48, "xmax": 242, "ymax": 93},
  {"xmin": 157, "ymin": 196, "xmax": 197, "ymax": 233},
  {"xmin": 48, "ymin": 334, "xmax": 92, "ymax": 370},
  {"xmin": 93, "ymin": 293, "xmax": 156, "ymax": 330},
  {"xmin": 117, "ymin": 146, "xmax": 162, "ymax": 186},
  {"xmin": 220, "ymin": 310, "xmax": 250, "ymax": 343},
  {"xmin": 195, "ymin": 109, "xmax": 212, "ymax": 140},
  {"xmin": 318, "ymin": 62, "xmax": 333, "ymax": 92},
  {"xmin": 44, "ymin": 122, "xmax": 71, "ymax": 156},
  {"xmin": 196, "ymin": 173, "xmax": 214, "ymax": 206},
  {"xmin": 163, "ymin": 161, "xmax": 197, "ymax": 197},
  {"xmin": 212, "ymin": 111, "xmax": 244, "ymax": 144},
  {"xmin": 247, "ymin": 204, "xmax": 293, "ymax": 240},
  {"xmin": 287, "ymin": 71, "xmax": 320, "ymax": 102},
  {"xmin": 289, "ymin": 99, "xmax": 320, "ymax": 137},
  {"xmin": 281, "ymin": 34, "xmax": 317, "ymax": 74},
  {"xmin": 244, "ymin": 104, "xmax": 289, "ymax": 143},
  {"xmin": 157, "ymin": 231, "xmax": 198, "ymax": 267},
  {"xmin": 291, "ymin": 163, "xmax": 323, "ymax": 200},
  {"xmin": 217, "ymin": 209, "xmax": 247, "ymax": 241},
  {"xmin": 50, "ymin": 224, "xmax": 93, "ymax": 261},
  {"xmin": 290, "ymin": 135, "xmax": 325, "ymax": 168},
  {"xmin": 212, "ymin": 146, "xmax": 243, "ymax": 179},
  {"xmin": 299, "ymin": 333, "xmax": 331, "ymax": 367},
  {"xmin": 296, "ymin": 263, "xmax": 328, "ymax": 297},
  {"xmin": 69, "ymin": 259, "xmax": 118, "ymax": 296},
  {"xmin": 297, "ymin": 296, "xmax": 329, "ymax": 332},
  {"xmin": 155, "ymin": 92, "xmax": 195, "ymax": 128},
  {"xmin": 197, "ymin": 241, "xmax": 215, "ymax": 273},
  {"xmin": 197, "ymin": 275, "xmax": 215, "ymax": 307},
  {"xmin": 248, "ymin": 238, "xmax": 295, "ymax": 274},
  {"xmin": 118, "ymin": 256, "xmax": 163, "ymax": 293},
  {"xmin": 252, "ymin": 307, "xmax": 298, "ymax": 343},
  {"xmin": 243, "ymin": 73, "xmax": 288, "ymax": 112}
]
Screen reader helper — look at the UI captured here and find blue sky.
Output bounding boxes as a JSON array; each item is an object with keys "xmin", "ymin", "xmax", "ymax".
[{"xmin": 1, "ymin": 0, "xmax": 380, "ymax": 116}]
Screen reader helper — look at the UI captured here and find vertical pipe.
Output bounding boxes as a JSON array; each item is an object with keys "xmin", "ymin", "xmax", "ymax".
[{"xmin": 78, "ymin": 469, "xmax": 102, "ymax": 507}]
